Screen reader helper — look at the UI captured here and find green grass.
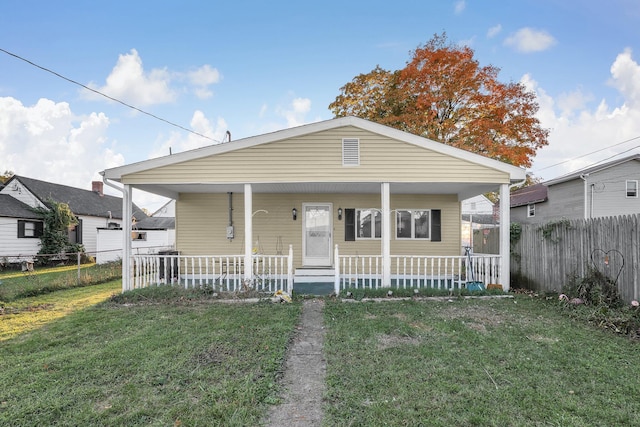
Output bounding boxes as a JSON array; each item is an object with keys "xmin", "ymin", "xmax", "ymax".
[
  {"xmin": 323, "ymin": 297, "xmax": 640, "ymax": 426},
  {"xmin": 0, "ymin": 285, "xmax": 301, "ymax": 426},
  {"xmin": 0, "ymin": 262, "xmax": 122, "ymax": 301},
  {"xmin": 4, "ymin": 282, "xmax": 640, "ymax": 426},
  {"xmin": 0, "ymin": 280, "xmax": 122, "ymax": 341}
]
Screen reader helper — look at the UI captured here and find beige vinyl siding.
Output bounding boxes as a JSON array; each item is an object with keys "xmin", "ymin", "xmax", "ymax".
[
  {"xmin": 123, "ymin": 127, "xmax": 508, "ymax": 185},
  {"xmin": 176, "ymin": 193, "xmax": 461, "ymax": 269}
]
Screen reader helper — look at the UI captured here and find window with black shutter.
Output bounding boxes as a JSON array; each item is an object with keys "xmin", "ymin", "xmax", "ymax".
[{"xmin": 18, "ymin": 220, "xmax": 44, "ymax": 238}]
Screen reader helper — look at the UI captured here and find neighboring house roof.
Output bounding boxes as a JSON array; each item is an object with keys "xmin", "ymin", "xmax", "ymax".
[
  {"xmin": 5, "ymin": 175, "xmax": 147, "ymax": 220},
  {"xmin": 152, "ymin": 199, "xmax": 175, "ymax": 217},
  {"xmin": 544, "ymin": 154, "xmax": 640, "ymax": 186},
  {"xmin": 510, "ymin": 183, "xmax": 548, "ymax": 208},
  {"xmin": 0, "ymin": 194, "xmax": 42, "ymax": 219},
  {"xmin": 135, "ymin": 216, "xmax": 175, "ymax": 230}
]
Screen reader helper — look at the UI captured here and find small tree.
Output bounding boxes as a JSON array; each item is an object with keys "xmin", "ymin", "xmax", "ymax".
[{"xmin": 34, "ymin": 199, "xmax": 83, "ymax": 263}]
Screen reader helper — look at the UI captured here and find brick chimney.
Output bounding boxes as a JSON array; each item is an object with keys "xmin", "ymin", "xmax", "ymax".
[{"xmin": 92, "ymin": 181, "xmax": 104, "ymax": 197}]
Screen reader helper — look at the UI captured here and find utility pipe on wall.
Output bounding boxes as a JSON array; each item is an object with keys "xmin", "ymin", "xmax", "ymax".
[{"xmin": 580, "ymin": 174, "xmax": 589, "ymax": 219}]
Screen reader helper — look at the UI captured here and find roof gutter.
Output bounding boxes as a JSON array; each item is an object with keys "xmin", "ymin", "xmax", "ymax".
[{"xmin": 101, "ymin": 173, "xmax": 124, "ymax": 195}]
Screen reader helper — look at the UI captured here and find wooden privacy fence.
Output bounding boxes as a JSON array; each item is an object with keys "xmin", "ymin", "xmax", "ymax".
[{"xmin": 511, "ymin": 214, "xmax": 640, "ymax": 302}]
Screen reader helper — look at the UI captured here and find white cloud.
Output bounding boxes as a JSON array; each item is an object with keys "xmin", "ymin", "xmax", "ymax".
[
  {"xmin": 0, "ymin": 96, "xmax": 124, "ymax": 192},
  {"xmin": 187, "ymin": 64, "xmax": 222, "ymax": 99},
  {"xmin": 85, "ymin": 50, "xmax": 222, "ymax": 105},
  {"xmin": 487, "ymin": 24, "xmax": 502, "ymax": 38},
  {"xmin": 277, "ymin": 97, "xmax": 312, "ymax": 128},
  {"xmin": 454, "ymin": 0, "xmax": 466, "ymax": 14},
  {"xmin": 85, "ymin": 49, "xmax": 175, "ymax": 106},
  {"xmin": 148, "ymin": 110, "xmax": 228, "ymax": 159},
  {"xmin": 525, "ymin": 49, "xmax": 640, "ymax": 180},
  {"xmin": 609, "ymin": 48, "xmax": 640, "ymax": 108},
  {"xmin": 504, "ymin": 28, "xmax": 556, "ymax": 53}
]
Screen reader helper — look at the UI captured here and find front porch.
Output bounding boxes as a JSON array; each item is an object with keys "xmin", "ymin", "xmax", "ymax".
[{"xmin": 128, "ymin": 246, "xmax": 501, "ymax": 295}]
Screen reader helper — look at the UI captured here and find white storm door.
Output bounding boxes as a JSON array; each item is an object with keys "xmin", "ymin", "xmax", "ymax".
[{"xmin": 302, "ymin": 203, "xmax": 333, "ymax": 266}]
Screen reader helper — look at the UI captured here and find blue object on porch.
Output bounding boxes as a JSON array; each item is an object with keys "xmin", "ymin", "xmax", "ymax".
[
  {"xmin": 465, "ymin": 281, "xmax": 485, "ymax": 292},
  {"xmin": 464, "ymin": 246, "xmax": 485, "ymax": 292}
]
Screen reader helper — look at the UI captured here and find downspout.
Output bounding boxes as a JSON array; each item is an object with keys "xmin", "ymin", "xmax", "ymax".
[
  {"xmin": 590, "ymin": 183, "xmax": 595, "ymax": 218},
  {"xmin": 227, "ymin": 192, "xmax": 234, "ymax": 240},
  {"xmin": 102, "ymin": 175, "xmax": 132, "ymax": 292},
  {"xmin": 580, "ymin": 174, "xmax": 589, "ymax": 219}
]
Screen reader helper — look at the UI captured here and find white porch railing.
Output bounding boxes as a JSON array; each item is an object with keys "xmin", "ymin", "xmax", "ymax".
[
  {"xmin": 335, "ymin": 248, "xmax": 501, "ymax": 293},
  {"xmin": 127, "ymin": 245, "xmax": 500, "ymax": 295},
  {"xmin": 128, "ymin": 245, "xmax": 294, "ymax": 294}
]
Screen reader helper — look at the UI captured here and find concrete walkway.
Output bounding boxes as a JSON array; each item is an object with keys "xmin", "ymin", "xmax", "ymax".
[{"xmin": 265, "ymin": 299, "xmax": 326, "ymax": 426}]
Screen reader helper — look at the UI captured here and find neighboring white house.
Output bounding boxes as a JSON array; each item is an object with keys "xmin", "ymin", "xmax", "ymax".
[
  {"xmin": 0, "ymin": 175, "xmax": 147, "ymax": 261},
  {"xmin": 461, "ymin": 194, "xmax": 496, "ymax": 250},
  {"xmin": 96, "ymin": 214, "xmax": 176, "ymax": 264}
]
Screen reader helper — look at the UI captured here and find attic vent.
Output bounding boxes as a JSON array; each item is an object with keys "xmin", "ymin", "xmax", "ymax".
[{"xmin": 342, "ymin": 138, "xmax": 360, "ymax": 166}]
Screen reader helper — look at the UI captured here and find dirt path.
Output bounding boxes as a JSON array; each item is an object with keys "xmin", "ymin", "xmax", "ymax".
[{"xmin": 265, "ymin": 299, "xmax": 326, "ymax": 426}]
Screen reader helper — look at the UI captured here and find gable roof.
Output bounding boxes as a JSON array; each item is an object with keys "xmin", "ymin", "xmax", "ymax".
[
  {"xmin": 135, "ymin": 216, "xmax": 175, "ymax": 230},
  {"xmin": 5, "ymin": 176, "xmax": 147, "ymax": 220},
  {"xmin": 102, "ymin": 116, "xmax": 526, "ymax": 200},
  {"xmin": 510, "ymin": 183, "xmax": 548, "ymax": 207},
  {"xmin": 0, "ymin": 194, "xmax": 42, "ymax": 219},
  {"xmin": 544, "ymin": 154, "xmax": 640, "ymax": 186}
]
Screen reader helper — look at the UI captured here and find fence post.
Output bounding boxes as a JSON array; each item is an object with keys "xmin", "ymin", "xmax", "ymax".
[{"xmin": 77, "ymin": 252, "xmax": 81, "ymax": 286}]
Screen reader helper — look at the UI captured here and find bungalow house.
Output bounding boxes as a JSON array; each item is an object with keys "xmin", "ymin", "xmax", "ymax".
[
  {"xmin": 101, "ymin": 116, "xmax": 525, "ymax": 294},
  {"xmin": 511, "ymin": 154, "xmax": 640, "ymax": 224},
  {"xmin": 0, "ymin": 175, "xmax": 147, "ymax": 262}
]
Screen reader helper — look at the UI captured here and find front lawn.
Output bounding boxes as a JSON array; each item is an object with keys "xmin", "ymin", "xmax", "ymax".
[
  {"xmin": 3, "ymin": 285, "xmax": 640, "ymax": 426},
  {"xmin": 0, "ymin": 286, "xmax": 301, "ymax": 426},
  {"xmin": 323, "ymin": 297, "xmax": 640, "ymax": 426}
]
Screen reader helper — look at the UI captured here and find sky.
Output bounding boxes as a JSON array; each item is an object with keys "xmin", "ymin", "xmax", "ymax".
[{"xmin": 1, "ymin": 0, "xmax": 640, "ymax": 212}]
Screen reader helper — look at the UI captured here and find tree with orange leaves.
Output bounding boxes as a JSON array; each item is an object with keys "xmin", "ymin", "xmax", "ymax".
[{"xmin": 329, "ymin": 33, "xmax": 549, "ymax": 167}]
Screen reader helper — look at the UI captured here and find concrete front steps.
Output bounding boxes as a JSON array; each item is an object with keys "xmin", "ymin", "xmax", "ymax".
[{"xmin": 293, "ymin": 268, "xmax": 335, "ymax": 296}]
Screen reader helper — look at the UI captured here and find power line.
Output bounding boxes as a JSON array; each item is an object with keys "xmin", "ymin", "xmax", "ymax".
[
  {"xmin": 533, "ymin": 135, "xmax": 640, "ymax": 173},
  {"xmin": 0, "ymin": 48, "xmax": 222, "ymax": 145}
]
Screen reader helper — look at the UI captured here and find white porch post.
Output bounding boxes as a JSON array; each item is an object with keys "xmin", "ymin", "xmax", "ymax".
[
  {"xmin": 499, "ymin": 183, "xmax": 510, "ymax": 291},
  {"xmin": 122, "ymin": 184, "xmax": 133, "ymax": 292},
  {"xmin": 244, "ymin": 184, "xmax": 253, "ymax": 283},
  {"xmin": 381, "ymin": 182, "xmax": 391, "ymax": 287}
]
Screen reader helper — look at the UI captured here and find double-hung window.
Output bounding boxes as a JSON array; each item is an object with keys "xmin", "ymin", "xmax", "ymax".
[
  {"xmin": 396, "ymin": 209, "xmax": 430, "ymax": 240},
  {"xmin": 345, "ymin": 208, "xmax": 440, "ymax": 242},
  {"xmin": 626, "ymin": 180, "xmax": 638, "ymax": 198},
  {"xmin": 18, "ymin": 220, "xmax": 44, "ymax": 238},
  {"xmin": 356, "ymin": 209, "xmax": 381, "ymax": 239},
  {"xmin": 527, "ymin": 204, "xmax": 536, "ymax": 217}
]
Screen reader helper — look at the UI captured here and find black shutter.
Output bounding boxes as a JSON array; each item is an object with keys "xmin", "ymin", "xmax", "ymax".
[
  {"xmin": 76, "ymin": 219, "xmax": 83, "ymax": 243},
  {"xmin": 344, "ymin": 209, "xmax": 356, "ymax": 241},
  {"xmin": 17, "ymin": 220, "xmax": 25, "ymax": 238},
  {"xmin": 431, "ymin": 209, "xmax": 441, "ymax": 242},
  {"xmin": 35, "ymin": 221, "xmax": 44, "ymax": 238}
]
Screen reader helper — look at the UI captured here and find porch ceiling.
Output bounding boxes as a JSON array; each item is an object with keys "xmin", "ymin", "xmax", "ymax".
[{"xmin": 131, "ymin": 181, "xmax": 502, "ymax": 201}]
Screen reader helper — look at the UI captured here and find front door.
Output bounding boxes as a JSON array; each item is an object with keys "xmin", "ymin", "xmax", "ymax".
[{"xmin": 302, "ymin": 203, "xmax": 333, "ymax": 266}]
